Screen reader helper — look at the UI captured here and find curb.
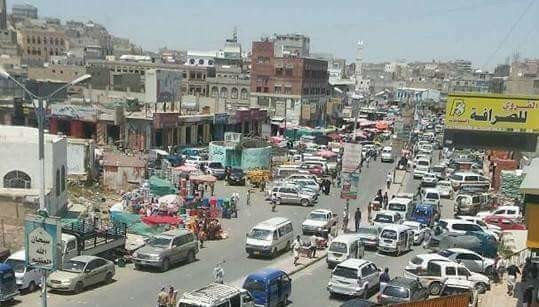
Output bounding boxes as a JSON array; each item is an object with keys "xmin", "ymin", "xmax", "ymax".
[{"xmin": 287, "ymin": 251, "xmax": 328, "ymax": 276}]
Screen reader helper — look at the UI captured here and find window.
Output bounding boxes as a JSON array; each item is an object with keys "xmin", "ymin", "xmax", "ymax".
[
  {"xmin": 457, "ymin": 267, "xmax": 471, "ymax": 276},
  {"xmin": 457, "ymin": 253, "xmax": 481, "ymax": 261},
  {"xmin": 211, "ymin": 86, "xmax": 218, "ymax": 98},
  {"xmin": 285, "ymin": 68, "xmax": 293, "ymax": 76},
  {"xmin": 256, "ymin": 87, "xmax": 261, "ymax": 92},
  {"xmin": 274, "ymin": 86, "xmax": 281, "ymax": 94},
  {"xmin": 231, "ymin": 87, "xmax": 238, "ymax": 99},
  {"xmin": 189, "ymin": 59, "xmax": 195, "ymax": 65},
  {"xmin": 275, "ymin": 68, "xmax": 283, "ymax": 75},
  {"xmin": 445, "ymin": 266, "xmax": 456, "ymax": 276},
  {"xmin": 220, "ymin": 87, "xmax": 228, "ymax": 98},
  {"xmin": 61, "ymin": 165, "xmax": 66, "ymax": 192},
  {"xmin": 453, "ymin": 224, "xmax": 481, "ymax": 232},
  {"xmin": 3, "ymin": 170, "xmax": 31, "ymax": 189},
  {"xmin": 284, "ymin": 87, "xmax": 292, "ymax": 95},
  {"xmin": 56, "ymin": 169, "xmax": 61, "ymax": 196},
  {"xmin": 66, "ymin": 239, "xmax": 76, "ymax": 252},
  {"xmin": 263, "ymin": 87, "xmax": 269, "ymax": 93},
  {"xmin": 240, "ymin": 88, "xmax": 248, "ymax": 99}
]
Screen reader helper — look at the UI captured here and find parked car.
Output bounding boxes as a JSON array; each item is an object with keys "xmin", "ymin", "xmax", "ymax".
[
  {"xmin": 179, "ymin": 283, "xmax": 254, "ymax": 307},
  {"xmin": 401, "ymin": 221, "xmax": 429, "ymax": 245},
  {"xmin": 437, "ymin": 180, "xmax": 454, "ymax": 199},
  {"xmin": 4, "ymin": 250, "xmax": 42, "ymax": 292},
  {"xmin": 455, "ymin": 216, "xmax": 502, "ymax": 239},
  {"xmin": 46, "ymin": 255, "xmax": 115, "ymax": 293},
  {"xmin": 243, "ymin": 268, "xmax": 291, "ymax": 307},
  {"xmin": 440, "ymin": 279, "xmax": 479, "ymax": 307},
  {"xmin": 405, "ymin": 253, "xmax": 450, "ymax": 271},
  {"xmin": 227, "ymin": 168, "xmax": 246, "ymax": 185},
  {"xmin": 269, "ymin": 185, "xmax": 317, "ymax": 207},
  {"xmin": 356, "ymin": 225, "xmax": 380, "ymax": 249},
  {"xmin": 327, "ymin": 259, "xmax": 380, "ymax": 298},
  {"xmin": 133, "ymin": 229, "xmax": 198, "ymax": 272},
  {"xmin": 437, "ymin": 219, "xmax": 497, "ymax": 240},
  {"xmin": 483, "ymin": 216, "xmax": 527, "ymax": 230},
  {"xmin": 449, "ymin": 172, "xmax": 490, "ymax": 191},
  {"xmin": 454, "ymin": 193, "xmax": 490, "ymax": 216},
  {"xmin": 302, "ymin": 209, "xmax": 337, "ymax": 236},
  {"xmin": 380, "ymin": 146, "xmax": 394, "ymax": 163},
  {"xmin": 421, "ymin": 173, "xmax": 438, "ymax": 187},
  {"xmin": 476, "ymin": 205, "xmax": 522, "ymax": 220},
  {"xmin": 0, "ymin": 263, "xmax": 18, "ymax": 303},
  {"xmin": 377, "ymin": 277, "xmax": 429, "ymax": 305},
  {"xmin": 438, "ymin": 248, "xmax": 495, "ymax": 275},
  {"xmin": 300, "ymin": 164, "xmax": 325, "ymax": 176},
  {"xmin": 327, "ymin": 234, "xmax": 366, "ymax": 268},
  {"xmin": 206, "ymin": 162, "xmax": 226, "ymax": 179}
]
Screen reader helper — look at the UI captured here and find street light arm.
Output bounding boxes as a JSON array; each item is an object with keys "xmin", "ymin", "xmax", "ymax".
[
  {"xmin": 46, "ymin": 74, "xmax": 91, "ymax": 100},
  {"xmin": 6, "ymin": 74, "xmax": 39, "ymax": 99}
]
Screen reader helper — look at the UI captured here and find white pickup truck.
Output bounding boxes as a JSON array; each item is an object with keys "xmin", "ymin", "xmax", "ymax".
[
  {"xmin": 301, "ymin": 209, "xmax": 337, "ymax": 236},
  {"xmin": 404, "ymin": 260, "xmax": 490, "ymax": 296}
]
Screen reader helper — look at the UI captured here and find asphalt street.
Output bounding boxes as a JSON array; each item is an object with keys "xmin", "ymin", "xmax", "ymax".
[{"xmin": 19, "ymin": 156, "xmax": 395, "ymax": 306}]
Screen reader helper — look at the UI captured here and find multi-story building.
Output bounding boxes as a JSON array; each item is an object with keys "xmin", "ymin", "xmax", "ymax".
[
  {"xmin": 250, "ymin": 39, "xmax": 328, "ymax": 126},
  {"xmin": 111, "ymin": 36, "xmax": 142, "ymax": 56},
  {"xmin": 0, "ymin": 0, "xmax": 18, "ymax": 57},
  {"xmin": 507, "ymin": 59, "xmax": 539, "ymax": 95},
  {"xmin": 273, "ymin": 33, "xmax": 310, "ymax": 58},
  {"xmin": 64, "ymin": 20, "xmax": 112, "ymax": 61},
  {"xmin": 11, "ymin": 3, "xmax": 37, "ymax": 20},
  {"xmin": 207, "ymin": 66, "xmax": 250, "ymax": 112},
  {"xmin": 27, "ymin": 65, "xmax": 87, "ymax": 83},
  {"xmin": 17, "ymin": 23, "xmax": 66, "ymax": 65}
]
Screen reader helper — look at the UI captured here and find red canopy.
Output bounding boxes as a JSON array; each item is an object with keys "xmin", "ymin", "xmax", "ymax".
[
  {"xmin": 175, "ymin": 165, "xmax": 198, "ymax": 172},
  {"xmin": 141, "ymin": 215, "xmax": 183, "ymax": 226},
  {"xmin": 317, "ymin": 150, "xmax": 337, "ymax": 158},
  {"xmin": 375, "ymin": 121, "xmax": 389, "ymax": 130}
]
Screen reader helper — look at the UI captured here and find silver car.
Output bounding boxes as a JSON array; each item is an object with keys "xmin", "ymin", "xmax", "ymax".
[{"xmin": 47, "ymin": 255, "xmax": 115, "ymax": 293}]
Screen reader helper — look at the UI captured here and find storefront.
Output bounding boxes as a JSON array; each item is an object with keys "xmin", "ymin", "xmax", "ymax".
[
  {"xmin": 213, "ymin": 113, "xmax": 229, "ymax": 141},
  {"xmin": 48, "ymin": 104, "xmax": 98, "ymax": 139},
  {"xmin": 153, "ymin": 112, "xmax": 179, "ymax": 149}
]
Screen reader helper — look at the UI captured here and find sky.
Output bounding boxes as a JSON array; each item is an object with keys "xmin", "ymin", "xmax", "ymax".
[{"xmin": 10, "ymin": 0, "xmax": 539, "ymax": 70}]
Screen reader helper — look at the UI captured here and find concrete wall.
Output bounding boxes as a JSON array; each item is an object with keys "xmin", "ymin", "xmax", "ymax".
[
  {"xmin": 67, "ymin": 139, "xmax": 96, "ymax": 178},
  {"xmin": 103, "ymin": 166, "xmax": 145, "ymax": 192}
]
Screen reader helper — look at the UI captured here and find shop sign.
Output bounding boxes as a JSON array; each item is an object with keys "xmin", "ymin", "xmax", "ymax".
[
  {"xmin": 24, "ymin": 214, "xmax": 61, "ymax": 270},
  {"xmin": 341, "ymin": 143, "xmax": 362, "ymax": 172},
  {"xmin": 153, "ymin": 112, "xmax": 178, "ymax": 129},
  {"xmin": 445, "ymin": 93, "xmax": 539, "ymax": 133},
  {"xmin": 50, "ymin": 104, "xmax": 97, "ymax": 122}
]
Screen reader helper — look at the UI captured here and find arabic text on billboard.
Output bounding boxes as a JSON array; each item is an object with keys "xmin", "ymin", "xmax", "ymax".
[
  {"xmin": 341, "ymin": 143, "xmax": 362, "ymax": 172},
  {"xmin": 24, "ymin": 215, "xmax": 61, "ymax": 270},
  {"xmin": 445, "ymin": 93, "xmax": 539, "ymax": 134}
]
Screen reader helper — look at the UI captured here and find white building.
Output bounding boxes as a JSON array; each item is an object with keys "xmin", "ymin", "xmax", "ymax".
[
  {"xmin": 185, "ymin": 51, "xmax": 216, "ymax": 67},
  {"xmin": 0, "ymin": 125, "xmax": 68, "ymax": 216}
]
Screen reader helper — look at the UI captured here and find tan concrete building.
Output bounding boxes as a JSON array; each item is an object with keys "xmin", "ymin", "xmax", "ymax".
[
  {"xmin": 17, "ymin": 25, "xmax": 66, "ymax": 65},
  {"xmin": 28, "ymin": 65, "xmax": 86, "ymax": 82},
  {"xmin": 507, "ymin": 60, "xmax": 539, "ymax": 95}
]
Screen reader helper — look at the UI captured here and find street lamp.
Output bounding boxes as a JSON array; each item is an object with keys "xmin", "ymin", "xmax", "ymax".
[{"xmin": 0, "ymin": 66, "xmax": 90, "ymax": 213}]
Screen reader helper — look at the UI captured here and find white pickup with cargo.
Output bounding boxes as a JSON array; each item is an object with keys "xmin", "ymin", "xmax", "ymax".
[{"xmin": 178, "ymin": 283, "xmax": 254, "ymax": 307}]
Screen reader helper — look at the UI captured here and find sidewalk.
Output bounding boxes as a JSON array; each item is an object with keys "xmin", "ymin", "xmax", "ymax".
[{"xmin": 479, "ymin": 282, "xmax": 517, "ymax": 307}]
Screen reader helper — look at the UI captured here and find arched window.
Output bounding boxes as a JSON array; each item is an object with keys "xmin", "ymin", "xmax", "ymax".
[
  {"xmin": 198, "ymin": 59, "xmax": 204, "ymax": 65},
  {"xmin": 3, "ymin": 171, "xmax": 31, "ymax": 189},
  {"xmin": 189, "ymin": 59, "xmax": 195, "ymax": 65},
  {"xmin": 220, "ymin": 87, "xmax": 228, "ymax": 98},
  {"xmin": 231, "ymin": 88, "xmax": 238, "ymax": 99},
  {"xmin": 61, "ymin": 165, "xmax": 66, "ymax": 192},
  {"xmin": 240, "ymin": 88, "xmax": 248, "ymax": 100},
  {"xmin": 211, "ymin": 86, "xmax": 218, "ymax": 98},
  {"xmin": 56, "ymin": 169, "xmax": 60, "ymax": 196}
]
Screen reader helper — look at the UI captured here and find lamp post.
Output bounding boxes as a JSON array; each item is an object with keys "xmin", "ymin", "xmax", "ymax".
[{"xmin": 0, "ymin": 68, "xmax": 90, "ymax": 307}]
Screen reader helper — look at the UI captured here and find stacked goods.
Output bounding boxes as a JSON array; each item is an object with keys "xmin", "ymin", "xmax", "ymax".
[{"xmin": 500, "ymin": 170, "xmax": 524, "ymax": 200}]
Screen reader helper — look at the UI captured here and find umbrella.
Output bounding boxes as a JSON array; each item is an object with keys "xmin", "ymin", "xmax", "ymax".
[
  {"xmin": 158, "ymin": 194, "xmax": 180, "ymax": 205},
  {"xmin": 175, "ymin": 165, "xmax": 198, "ymax": 172},
  {"xmin": 317, "ymin": 150, "xmax": 337, "ymax": 158},
  {"xmin": 190, "ymin": 174, "xmax": 217, "ymax": 183},
  {"xmin": 375, "ymin": 121, "xmax": 389, "ymax": 130}
]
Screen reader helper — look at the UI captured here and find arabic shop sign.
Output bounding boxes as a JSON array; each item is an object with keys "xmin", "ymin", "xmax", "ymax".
[
  {"xmin": 445, "ymin": 93, "xmax": 539, "ymax": 133},
  {"xmin": 24, "ymin": 215, "xmax": 61, "ymax": 270}
]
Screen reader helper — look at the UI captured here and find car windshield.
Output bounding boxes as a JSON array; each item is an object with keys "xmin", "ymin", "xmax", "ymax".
[
  {"xmin": 417, "ymin": 161, "xmax": 429, "ymax": 167},
  {"xmin": 333, "ymin": 266, "xmax": 357, "ymax": 279},
  {"xmin": 383, "ymin": 285, "xmax": 409, "ymax": 298},
  {"xmin": 439, "ymin": 182, "xmax": 451, "ymax": 188},
  {"xmin": 388, "ymin": 203, "xmax": 406, "ymax": 212},
  {"xmin": 308, "ymin": 213, "xmax": 327, "ymax": 221},
  {"xmin": 358, "ymin": 227, "xmax": 378, "ymax": 236},
  {"xmin": 4, "ymin": 259, "xmax": 25, "ymax": 273},
  {"xmin": 451, "ymin": 174, "xmax": 464, "ymax": 181},
  {"xmin": 209, "ymin": 162, "xmax": 223, "ymax": 168},
  {"xmin": 425, "ymin": 193, "xmax": 439, "ymax": 200},
  {"xmin": 375, "ymin": 214, "xmax": 393, "ymax": 223},
  {"xmin": 438, "ymin": 249, "xmax": 455, "ymax": 257},
  {"xmin": 243, "ymin": 279, "xmax": 265, "ymax": 292},
  {"xmin": 381, "ymin": 229, "xmax": 397, "ymax": 240},
  {"xmin": 149, "ymin": 236, "xmax": 172, "ymax": 248},
  {"xmin": 329, "ymin": 242, "xmax": 348, "ymax": 253},
  {"xmin": 432, "ymin": 166, "xmax": 444, "ymax": 172},
  {"xmin": 248, "ymin": 229, "xmax": 273, "ymax": 241},
  {"xmin": 231, "ymin": 169, "xmax": 243, "ymax": 175},
  {"xmin": 63, "ymin": 260, "xmax": 86, "ymax": 273},
  {"xmin": 413, "ymin": 207, "xmax": 430, "ymax": 217}
]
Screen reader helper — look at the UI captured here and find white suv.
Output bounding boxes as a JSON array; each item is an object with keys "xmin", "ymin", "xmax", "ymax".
[{"xmin": 381, "ymin": 146, "xmax": 394, "ymax": 163}]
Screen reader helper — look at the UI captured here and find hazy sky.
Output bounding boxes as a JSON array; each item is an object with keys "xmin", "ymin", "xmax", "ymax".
[{"xmin": 10, "ymin": 0, "xmax": 539, "ymax": 70}]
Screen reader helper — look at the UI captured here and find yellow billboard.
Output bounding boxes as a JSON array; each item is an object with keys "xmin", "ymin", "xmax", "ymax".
[{"xmin": 445, "ymin": 93, "xmax": 539, "ymax": 134}]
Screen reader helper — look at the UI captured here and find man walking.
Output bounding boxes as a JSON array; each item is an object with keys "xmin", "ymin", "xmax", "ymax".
[
  {"xmin": 386, "ymin": 171, "xmax": 392, "ymax": 190},
  {"xmin": 354, "ymin": 208, "xmax": 362, "ymax": 232},
  {"xmin": 292, "ymin": 235, "xmax": 302, "ymax": 265}
]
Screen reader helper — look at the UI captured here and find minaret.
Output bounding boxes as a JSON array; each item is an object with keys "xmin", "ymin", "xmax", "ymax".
[
  {"xmin": 355, "ymin": 41, "xmax": 364, "ymax": 93},
  {"xmin": 0, "ymin": 0, "xmax": 7, "ymax": 30}
]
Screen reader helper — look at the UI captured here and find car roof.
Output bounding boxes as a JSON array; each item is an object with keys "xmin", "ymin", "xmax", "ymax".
[
  {"xmin": 310, "ymin": 209, "xmax": 331, "ymax": 215},
  {"xmin": 256, "ymin": 217, "xmax": 291, "ymax": 229},
  {"xmin": 416, "ymin": 253, "xmax": 448, "ymax": 261},
  {"xmin": 332, "ymin": 234, "xmax": 364, "ymax": 244},
  {"xmin": 69, "ymin": 255, "xmax": 101, "ymax": 262},
  {"xmin": 402, "ymin": 221, "xmax": 421, "ymax": 227},
  {"xmin": 388, "ymin": 197, "xmax": 411, "ymax": 205},
  {"xmin": 440, "ymin": 218, "xmax": 474, "ymax": 225},
  {"xmin": 423, "ymin": 188, "xmax": 439, "ymax": 193},
  {"xmin": 496, "ymin": 205, "xmax": 519, "ymax": 210},
  {"xmin": 381, "ymin": 224, "xmax": 410, "ymax": 231},
  {"xmin": 245, "ymin": 268, "xmax": 286, "ymax": 282},
  {"xmin": 446, "ymin": 248, "xmax": 478, "ymax": 255},
  {"xmin": 382, "ymin": 146, "xmax": 392, "ymax": 150},
  {"xmin": 160, "ymin": 228, "xmax": 193, "ymax": 237},
  {"xmin": 7, "ymin": 250, "xmax": 25, "ymax": 260},
  {"xmin": 376, "ymin": 210, "xmax": 399, "ymax": 216},
  {"xmin": 337, "ymin": 258, "xmax": 371, "ymax": 269}
]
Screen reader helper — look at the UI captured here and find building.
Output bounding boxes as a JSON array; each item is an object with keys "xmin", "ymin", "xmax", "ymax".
[
  {"xmin": 273, "ymin": 33, "xmax": 310, "ymax": 58},
  {"xmin": 64, "ymin": 20, "xmax": 113, "ymax": 61},
  {"xmin": 145, "ymin": 69, "xmax": 182, "ymax": 111},
  {"xmin": 17, "ymin": 23, "xmax": 66, "ymax": 65},
  {"xmin": 0, "ymin": 0, "xmax": 18, "ymax": 57},
  {"xmin": 102, "ymin": 151, "xmax": 146, "ymax": 192},
  {"xmin": 27, "ymin": 64, "xmax": 87, "ymax": 83},
  {"xmin": 11, "ymin": 3, "xmax": 37, "ymax": 20},
  {"xmin": 250, "ymin": 39, "xmax": 329, "ymax": 126},
  {"xmin": 507, "ymin": 59, "xmax": 539, "ymax": 95},
  {"xmin": 207, "ymin": 66, "xmax": 250, "ymax": 112},
  {"xmin": 185, "ymin": 50, "xmax": 216, "ymax": 67},
  {"xmin": 111, "ymin": 36, "xmax": 142, "ymax": 56},
  {"xmin": 0, "ymin": 125, "xmax": 67, "ymax": 217}
]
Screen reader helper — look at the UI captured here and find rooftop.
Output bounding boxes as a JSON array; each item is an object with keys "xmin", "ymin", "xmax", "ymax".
[{"xmin": 0, "ymin": 125, "xmax": 64, "ymax": 144}]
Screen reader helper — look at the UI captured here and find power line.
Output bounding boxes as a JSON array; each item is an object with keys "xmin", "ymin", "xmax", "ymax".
[{"xmin": 481, "ymin": 0, "xmax": 536, "ymax": 69}]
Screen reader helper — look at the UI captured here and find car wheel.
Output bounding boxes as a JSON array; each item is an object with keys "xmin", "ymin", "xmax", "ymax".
[
  {"xmin": 27, "ymin": 281, "xmax": 37, "ymax": 292},
  {"xmin": 301, "ymin": 199, "xmax": 309, "ymax": 207},
  {"xmin": 362, "ymin": 284, "xmax": 369, "ymax": 299},
  {"xmin": 187, "ymin": 251, "xmax": 196, "ymax": 263},
  {"xmin": 475, "ymin": 282, "xmax": 488, "ymax": 294},
  {"xmin": 280, "ymin": 295, "xmax": 289, "ymax": 307},
  {"xmin": 161, "ymin": 258, "xmax": 170, "ymax": 272},
  {"xmin": 74, "ymin": 281, "xmax": 84, "ymax": 294},
  {"xmin": 105, "ymin": 272, "xmax": 113, "ymax": 284},
  {"xmin": 271, "ymin": 248, "xmax": 278, "ymax": 258},
  {"xmin": 428, "ymin": 281, "xmax": 442, "ymax": 295}
]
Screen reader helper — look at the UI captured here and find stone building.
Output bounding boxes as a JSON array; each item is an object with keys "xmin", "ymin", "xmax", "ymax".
[
  {"xmin": 207, "ymin": 66, "xmax": 250, "ymax": 112},
  {"xmin": 17, "ymin": 23, "xmax": 66, "ymax": 65}
]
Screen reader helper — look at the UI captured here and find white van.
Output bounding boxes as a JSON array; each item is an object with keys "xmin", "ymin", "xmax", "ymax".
[
  {"xmin": 413, "ymin": 158, "xmax": 430, "ymax": 179},
  {"xmin": 245, "ymin": 217, "xmax": 294, "ymax": 258},
  {"xmin": 377, "ymin": 224, "xmax": 414, "ymax": 256},
  {"xmin": 386, "ymin": 197, "xmax": 414, "ymax": 220},
  {"xmin": 4, "ymin": 250, "xmax": 42, "ymax": 292},
  {"xmin": 327, "ymin": 234, "xmax": 366, "ymax": 268}
]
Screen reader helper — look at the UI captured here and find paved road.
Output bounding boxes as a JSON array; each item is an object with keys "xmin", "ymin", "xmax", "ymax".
[{"xmin": 19, "ymin": 157, "xmax": 395, "ymax": 306}]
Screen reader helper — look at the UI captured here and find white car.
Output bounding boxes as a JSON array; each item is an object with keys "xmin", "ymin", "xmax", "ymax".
[
  {"xmin": 402, "ymin": 220, "xmax": 429, "ymax": 245},
  {"xmin": 372, "ymin": 210, "xmax": 402, "ymax": 230},
  {"xmin": 438, "ymin": 248, "xmax": 495, "ymax": 274},
  {"xmin": 406, "ymin": 253, "xmax": 450, "ymax": 271},
  {"xmin": 455, "ymin": 216, "xmax": 502, "ymax": 239},
  {"xmin": 4, "ymin": 250, "xmax": 42, "ymax": 292},
  {"xmin": 301, "ymin": 209, "xmax": 336, "ymax": 236},
  {"xmin": 437, "ymin": 180, "xmax": 453, "ymax": 199},
  {"xmin": 438, "ymin": 219, "xmax": 498, "ymax": 239},
  {"xmin": 475, "ymin": 205, "xmax": 522, "ymax": 220},
  {"xmin": 413, "ymin": 158, "xmax": 431, "ymax": 179},
  {"xmin": 421, "ymin": 173, "xmax": 438, "ymax": 187},
  {"xmin": 422, "ymin": 188, "xmax": 441, "ymax": 208},
  {"xmin": 380, "ymin": 146, "xmax": 394, "ymax": 163}
]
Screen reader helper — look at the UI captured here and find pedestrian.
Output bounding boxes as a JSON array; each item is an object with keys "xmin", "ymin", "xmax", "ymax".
[
  {"xmin": 506, "ymin": 263, "xmax": 521, "ymax": 296},
  {"xmin": 310, "ymin": 234, "xmax": 317, "ymax": 258},
  {"xmin": 383, "ymin": 192, "xmax": 388, "ymax": 209},
  {"xmin": 292, "ymin": 235, "xmax": 302, "ymax": 265},
  {"xmin": 367, "ymin": 202, "xmax": 373, "ymax": 222},
  {"xmin": 271, "ymin": 193, "xmax": 278, "ymax": 212},
  {"xmin": 523, "ymin": 285, "xmax": 534, "ymax": 307},
  {"xmin": 157, "ymin": 287, "xmax": 168, "ymax": 307},
  {"xmin": 167, "ymin": 286, "xmax": 177, "ymax": 307},
  {"xmin": 214, "ymin": 261, "xmax": 225, "ymax": 284},
  {"xmin": 386, "ymin": 172, "xmax": 392, "ymax": 190},
  {"xmin": 246, "ymin": 189, "xmax": 252, "ymax": 206},
  {"xmin": 324, "ymin": 178, "xmax": 331, "ymax": 195},
  {"xmin": 380, "ymin": 268, "xmax": 390, "ymax": 283},
  {"xmin": 497, "ymin": 256, "xmax": 507, "ymax": 281},
  {"xmin": 354, "ymin": 208, "xmax": 362, "ymax": 232}
]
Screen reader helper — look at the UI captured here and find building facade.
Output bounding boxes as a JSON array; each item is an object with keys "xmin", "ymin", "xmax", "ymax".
[
  {"xmin": 11, "ymin": 3, "xmax": 37, "ymax": 20},
  {"xmin": 17, "ymin": 24, "xmax": 66, "ymax": 65}
]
